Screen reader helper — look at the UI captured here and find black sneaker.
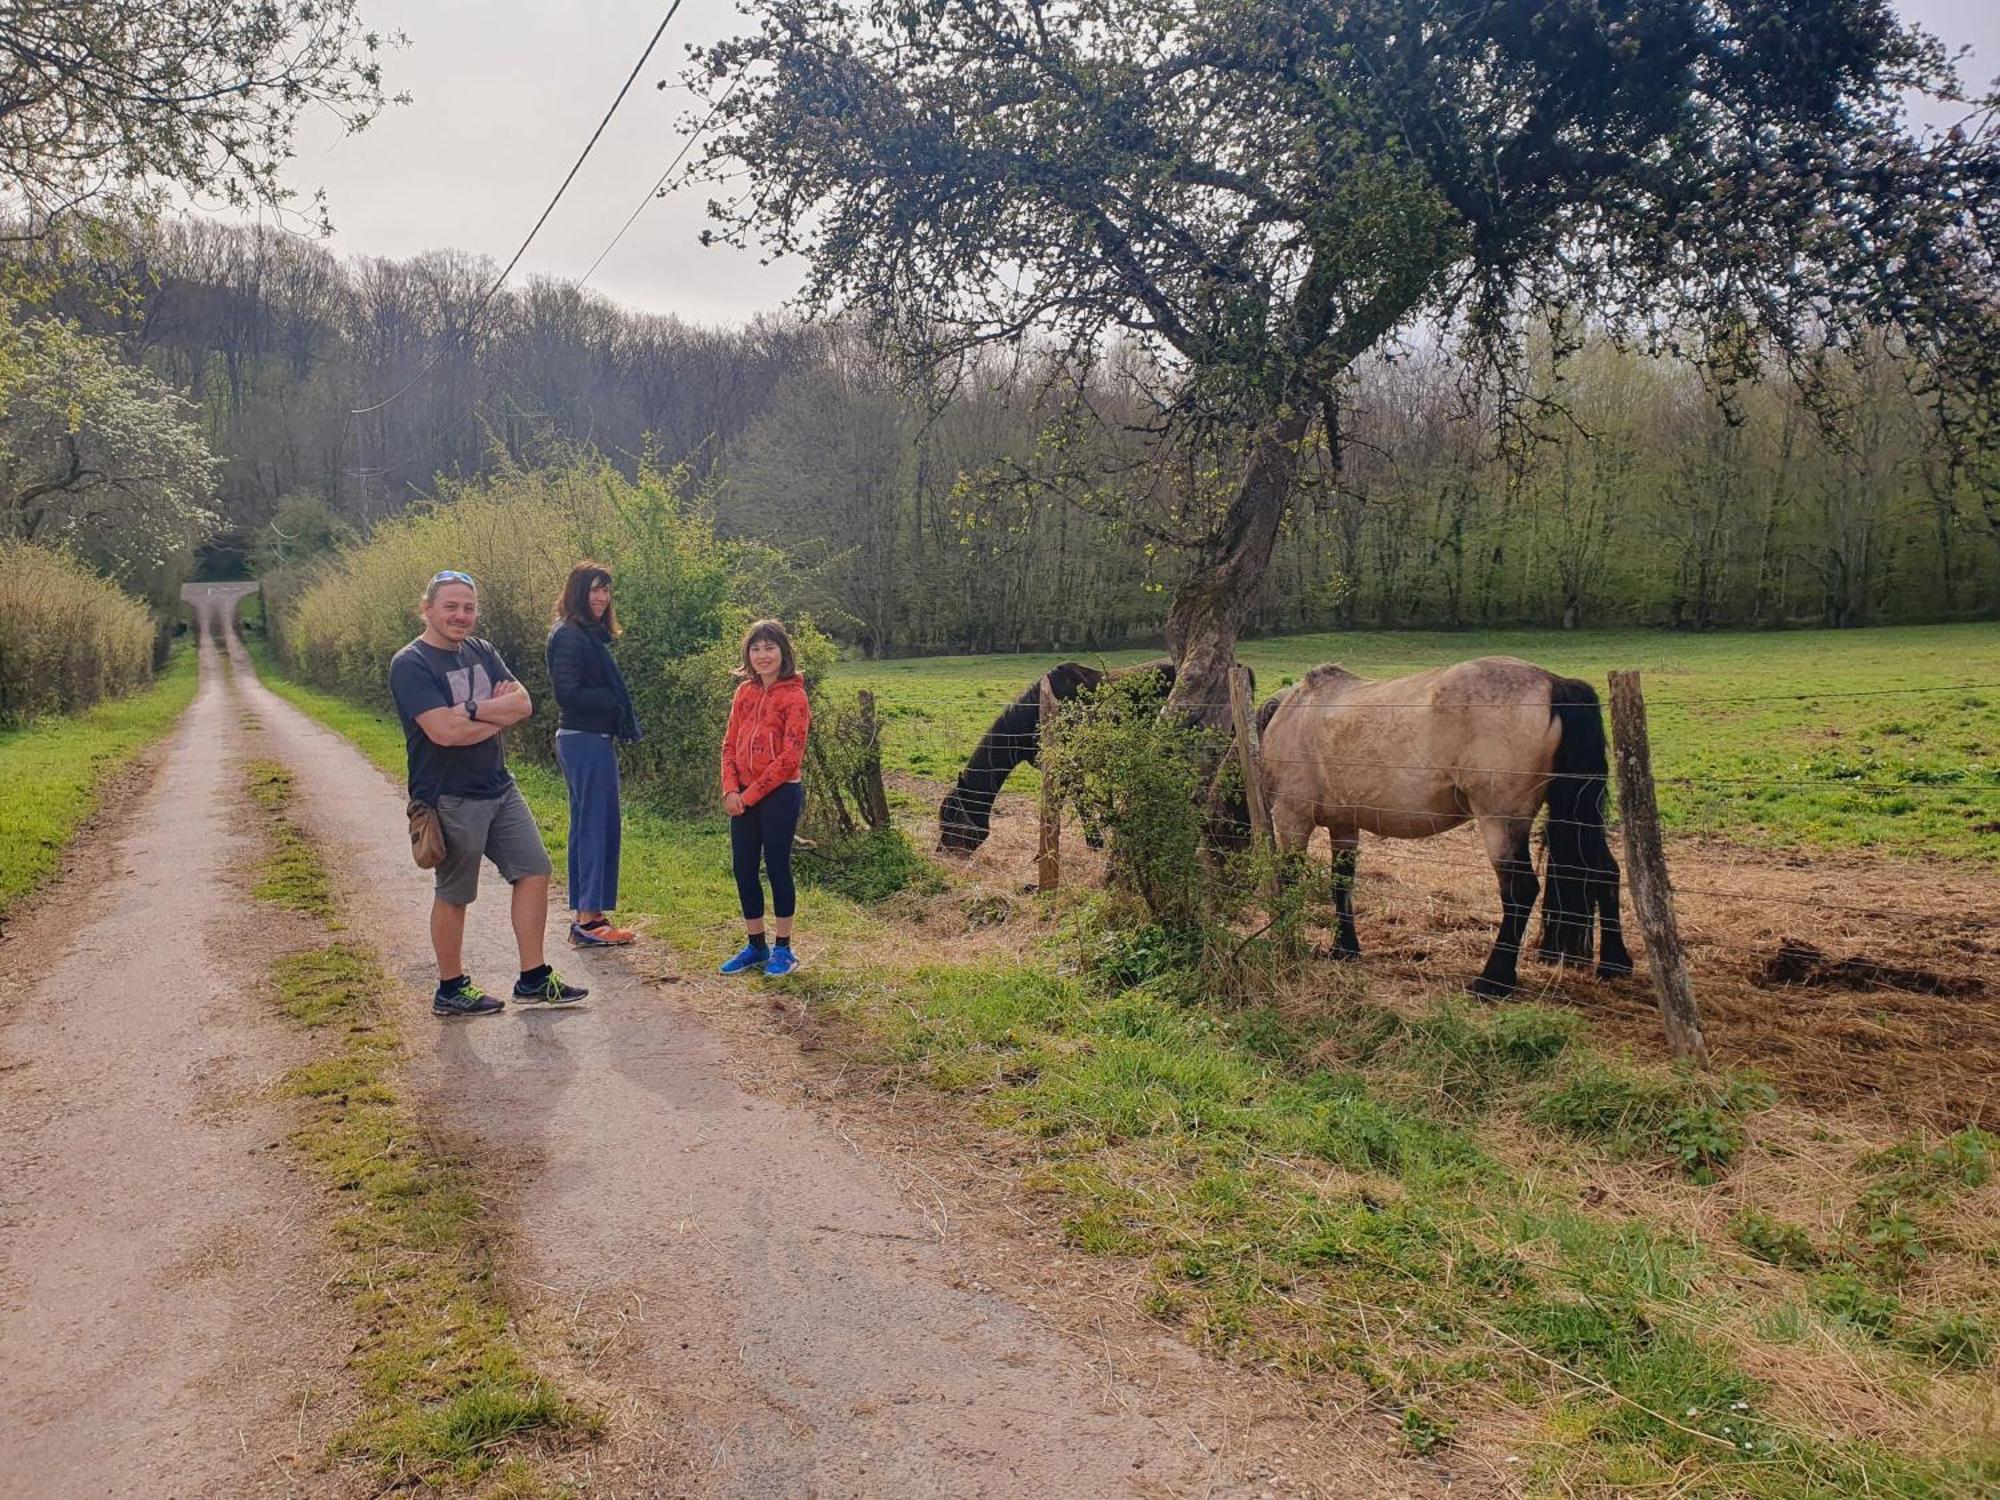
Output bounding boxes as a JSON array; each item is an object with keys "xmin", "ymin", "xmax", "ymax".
[
  {"xmin": 433, "ymin": 981, "xmax": 504, "ymax": 1018},
  {"xmin": 513, "ymin": 970, "xmax": 588, "ymax": 1007}
]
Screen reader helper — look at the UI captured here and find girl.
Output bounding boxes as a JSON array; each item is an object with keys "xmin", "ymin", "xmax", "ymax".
[
  {"xmin": 718, "ymin": 619, "xmax": 811, "ymax": 976},
  {"xmin": 547, "ymin": 561, "xmax": 643, "ymax": 947}
]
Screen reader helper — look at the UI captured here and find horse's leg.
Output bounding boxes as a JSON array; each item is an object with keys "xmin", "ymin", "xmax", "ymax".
[
  {"xmin": 1271, "ymin": 803, "xmax": 1335, "ymax": 951},
  {"xmin": 1329, "ymin": 825, "xmax": 1361, "ymax": 959},
  {"xmin": 1472, "ymin": 815, "xmax": 1538, "ymax": 999},
  {"xmin": 1593, "ymin": 855, "xmax": 1635, "ymax": 977}
]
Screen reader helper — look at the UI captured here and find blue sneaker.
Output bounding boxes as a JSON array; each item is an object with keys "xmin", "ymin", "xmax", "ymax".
[
  {"xmin": 764, "ymin": 944, "xmax": 799, "ymax": 977},
  {"xmin": 719, "ymin": 943, "xmax": 767, "ymax": 976}
]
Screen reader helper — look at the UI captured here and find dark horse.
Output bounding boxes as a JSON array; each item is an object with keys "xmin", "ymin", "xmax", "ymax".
[
  {"xmin": 937, "ymin": 659, "xmax": 1176, "ymax": 852},
  {"xmin": 1257, "ymin": 657, "xmax": 1634, "ymax": 997}
]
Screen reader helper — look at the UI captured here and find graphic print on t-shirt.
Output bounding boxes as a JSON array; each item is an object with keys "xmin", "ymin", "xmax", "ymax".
[{"xmin": 445, "ymin": 662, "xmax": 494, "ymax": 709}]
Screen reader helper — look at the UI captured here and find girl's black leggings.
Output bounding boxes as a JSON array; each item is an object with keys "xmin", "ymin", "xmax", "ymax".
[{"xmin": 730, "ymin": 781, "xmax": 803, "ymax": 921}]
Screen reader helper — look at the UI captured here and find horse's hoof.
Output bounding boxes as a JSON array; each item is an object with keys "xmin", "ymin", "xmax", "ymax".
[
  {"xmin": 1597, "ymin": 959, "xmax": 1635, "ymax": 980},
  {"xmin": 1469, "ymin": 973, "xmax": 1516, "ymax": 1000}
]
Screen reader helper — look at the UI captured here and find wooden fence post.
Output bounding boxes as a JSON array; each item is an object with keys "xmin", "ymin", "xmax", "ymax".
[
  {"xmin": 1607, "ymin": 669, "xmax": 1711, "ymax": 1068},
  {"xmin": 1227, "ymin": 666, "xmax": 1282, "ymax": 910},
  {"xmin": 1037, "ymin": 675, "xmax": 1061, "ymax": 892},
  {"xmin": 853, "ymin": 689, "xmax": 892, "ymax": 831}
]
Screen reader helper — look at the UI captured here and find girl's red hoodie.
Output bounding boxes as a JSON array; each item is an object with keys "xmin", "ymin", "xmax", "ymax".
[{"xmin": 720, "ymin": 674, "xmax": 811, "ymax": 807}]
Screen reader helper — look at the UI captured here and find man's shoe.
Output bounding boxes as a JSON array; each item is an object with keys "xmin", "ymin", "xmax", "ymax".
[
  {"xmin": 764, "ymin": 944, "xmax": 799, "ymax": 977},
  {"xmin": 433, "ymin": 982, "xmax": 504, "ymax": 1018},
  {"xmin": 570, "ymin": 920, "xmax": 637, "ymax": 947},
  {"xmin": 719, "ymin": 944, "xmax": 767, "ymax": 975},
  {"xmin": 513, "ymin": 971, "xmax": 588, "ymax": 1006}
]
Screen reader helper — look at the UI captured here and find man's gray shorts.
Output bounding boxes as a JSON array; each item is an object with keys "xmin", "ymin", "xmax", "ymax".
[{"xmin": 434, "ymin": 783, "xmax": 553, "ymax": 905}]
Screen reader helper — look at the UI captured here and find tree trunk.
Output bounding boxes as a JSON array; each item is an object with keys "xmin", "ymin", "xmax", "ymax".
[{"xmin": 1163, "ymin": 403, "xmax": 1310, "ymax": 729}]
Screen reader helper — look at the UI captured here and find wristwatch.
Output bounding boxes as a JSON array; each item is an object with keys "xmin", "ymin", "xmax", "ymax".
[{"xmin": 465, "ymin": 698, "xmax": 479, "ymax": 721}]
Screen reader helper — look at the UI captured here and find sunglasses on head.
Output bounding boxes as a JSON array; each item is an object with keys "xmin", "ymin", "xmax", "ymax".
[{"xmin": 429, "ymin": 569, "xmax": 476, "ymax": 587}]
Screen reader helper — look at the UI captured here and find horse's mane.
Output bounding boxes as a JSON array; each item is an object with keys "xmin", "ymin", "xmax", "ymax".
[
  {"xmin": 1257, "ymin": 664, "xmax": 1354, "ymax": 736},
  {"xmin": 1298, "ymin": 662, "xmax": 1363, "ymax": 693},
  {"xmin": 958, "ymin": 661, "xmax": 1102, "ymax": 782}
]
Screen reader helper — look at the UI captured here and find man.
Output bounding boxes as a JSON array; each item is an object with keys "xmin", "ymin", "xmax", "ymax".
[{"xmin": 389, "ymin": 569, "xmax": 587, "ymax": 1017}]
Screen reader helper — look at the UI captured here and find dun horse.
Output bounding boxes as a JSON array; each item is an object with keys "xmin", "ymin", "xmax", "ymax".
[
  {"xmin": 1257, "ymin": 657, "xmax": 1633, "ymax": 996},
  {"xmin": 938, "ymin": 660, "xmax": 1175, "ymax": 852}
]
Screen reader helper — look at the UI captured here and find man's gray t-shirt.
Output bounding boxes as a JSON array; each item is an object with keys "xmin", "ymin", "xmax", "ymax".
[{"xmin": 389, "ymin": 636, "xmax": 516, "ymax": 802}]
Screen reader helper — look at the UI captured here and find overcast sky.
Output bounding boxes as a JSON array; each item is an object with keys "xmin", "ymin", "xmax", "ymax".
[{"xmin": 267, "ymin": 0, "xmax": 1999, "ymax": 328}]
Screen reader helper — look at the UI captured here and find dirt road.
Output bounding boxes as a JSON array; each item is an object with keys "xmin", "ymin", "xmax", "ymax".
[
  {"xmin": 0, "ymin": 586, "xmax": 362, "ymax": 1498},
  {"xmin": 2, "ymin": 590, "xmax": 1464, "ymax": 1498}
]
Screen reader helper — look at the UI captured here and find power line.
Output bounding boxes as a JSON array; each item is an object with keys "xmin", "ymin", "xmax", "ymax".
[
  {"xmin": 579, "ymin": 72, "xmax": 741, "ymax": 290},
  {"xmin": 351, "ymin": 0, "xmax": 687, "ymax": 418}
]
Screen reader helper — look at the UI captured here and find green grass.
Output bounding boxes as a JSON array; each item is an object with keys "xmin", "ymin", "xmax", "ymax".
[
  {"xmin": 246, "ymin": 761, "xmax": 594, "ymax": 1488},
  {"xmin": 252, "ymin": 638, "xmax": 2000, "ymax": 1497},
  {"xmin": 792, "ymin": 949, "xmax": 1999, "ymax": 1497},
  {"xmin": 0, "ymin": 642, "xmax": 199, "ymax": 921},
  {"xmin": 835, "ymin": 623, "xmax": 2000, "ymax": 861}
]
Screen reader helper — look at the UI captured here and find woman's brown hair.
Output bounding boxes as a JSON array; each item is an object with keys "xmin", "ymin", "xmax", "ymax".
[
  {"xmin": 737, "ymin": 618, "xmax": 797, "ymax": 681},
  {"xmin": 554, "ymin": 561, "xmax": 620, "ymax": 637}
]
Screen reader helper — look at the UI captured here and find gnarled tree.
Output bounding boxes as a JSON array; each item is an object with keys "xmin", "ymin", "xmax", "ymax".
[{"xmin": 688, "ymin": 0, "xmax": 1999, "ymax": 722}]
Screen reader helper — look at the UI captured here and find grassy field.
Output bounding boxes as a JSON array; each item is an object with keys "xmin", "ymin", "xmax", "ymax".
[
  {"xmin": 0, "ymin": 642, "xmax": 200, "ymax": 921},
  {"xmin": 253, "ymin": 622, "xmax": 2000, "ymax": 1498},
  {"xmin": 838, "ymin": 623, "xmax": 2000, "ymax": 861}
]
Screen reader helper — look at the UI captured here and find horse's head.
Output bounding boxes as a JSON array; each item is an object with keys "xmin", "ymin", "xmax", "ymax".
[{"xmin": 937, "ymin": 786, "xmax": 994, "ymax": 853}]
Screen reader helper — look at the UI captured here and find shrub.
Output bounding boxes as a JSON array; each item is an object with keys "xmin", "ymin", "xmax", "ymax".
[
  {"xmin": 1042, "ymin": 672, "xmax": 1227, "ymax": 931},
  {"xmin": 0, "ymin": 539, "xmax": 155, "ymax": 721},
  {"xmin": 269, "ymin": 460, "xmax": 830, "ymax": 810}
]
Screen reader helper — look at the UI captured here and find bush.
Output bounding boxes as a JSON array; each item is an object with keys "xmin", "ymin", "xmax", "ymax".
[
  {"xmin": 0, "ymin": 540, "xmax": 155, "ymax": 722},
  {"xmin": 1042, "ymin": 672, "xmax": 1226, "ymax": 931},
  {"xmin": 269, "ymin": 460, "xmax": 831, "ymax": 810}
]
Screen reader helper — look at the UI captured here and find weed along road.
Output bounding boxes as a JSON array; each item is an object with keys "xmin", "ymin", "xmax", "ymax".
[{"xmin": 2, "ymin": 588, "xmax": 1434, "ymax": 1497}]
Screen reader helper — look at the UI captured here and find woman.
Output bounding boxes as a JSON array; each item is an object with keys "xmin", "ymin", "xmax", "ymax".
[
  {"xmin": 547, "ymin": 561, "xmax": 643, "ymax": 947},
  {"xmin": 718, "ymin": 619, "xmax": 811, "ymax": 977}
]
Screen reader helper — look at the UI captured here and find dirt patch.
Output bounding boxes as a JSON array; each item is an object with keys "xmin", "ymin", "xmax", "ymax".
[{"xmin": 1756, "ymin": 939, "xmax": 1983, "ymax": 999}]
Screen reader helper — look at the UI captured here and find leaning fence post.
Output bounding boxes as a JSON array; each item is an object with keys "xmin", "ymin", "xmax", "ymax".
[
  {"xmin": 1607, "ymin": 669, "xmax": 1711, "ymax": 1068},
  {"xmin": 1037, "ymin": 675, "xmax": 1061, "ymax": 892},
  {"xmin": 1227, "ymin": 666, "xmax": 1282, "ymax": 911}
]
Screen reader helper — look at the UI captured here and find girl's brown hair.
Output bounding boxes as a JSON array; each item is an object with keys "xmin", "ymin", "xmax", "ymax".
[
  {"xmin": 555, "ymin": 561, "xmax": 620, "ymax": 637},
  {"xmin": 737, "ymin": 618, "xmax": 797, "ymax": 681}
]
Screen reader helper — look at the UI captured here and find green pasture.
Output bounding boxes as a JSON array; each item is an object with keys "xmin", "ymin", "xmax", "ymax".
[{"xmin": 835, "ymin": 623, "xmax": 2000, "ymax": 862}]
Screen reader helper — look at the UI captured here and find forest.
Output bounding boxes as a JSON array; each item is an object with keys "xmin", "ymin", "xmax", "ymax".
[{"xmin": 10, "ymin": 216, "xmax": 1996, "ymax": 657}]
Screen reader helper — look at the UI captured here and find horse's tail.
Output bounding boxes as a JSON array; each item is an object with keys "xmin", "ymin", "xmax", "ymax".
[{"xmin": 1539, "ymin": 676, "xmax": 1619, "ymax": 964}]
